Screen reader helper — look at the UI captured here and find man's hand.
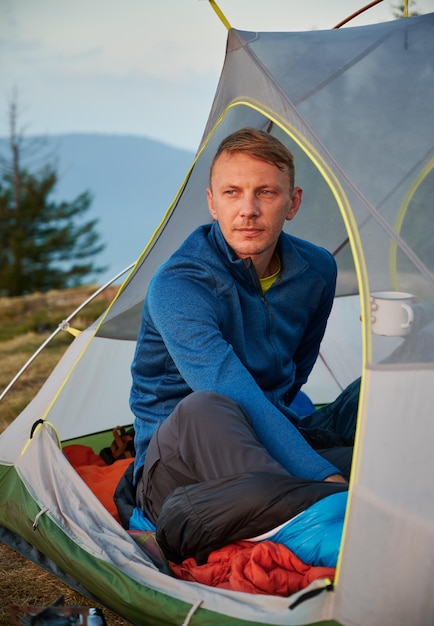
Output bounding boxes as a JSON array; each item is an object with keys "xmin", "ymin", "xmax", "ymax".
[{"xmin": 324, "ymin": 473, "xmax": 348, "ymax": 484}]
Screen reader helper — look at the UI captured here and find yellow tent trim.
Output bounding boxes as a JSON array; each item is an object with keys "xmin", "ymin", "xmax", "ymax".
[
  {"xmin": 203, "ymin": 100, "xmax": 371, "ymax": 586},
  {"xmin": 390, "ymin": 157, "xmax": 434, "ymax": 290}
]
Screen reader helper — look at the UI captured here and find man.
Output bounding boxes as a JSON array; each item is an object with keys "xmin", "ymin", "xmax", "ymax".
[{"xmin": 130, "ymin": 128, "xmax": 353, "ymax": 538}]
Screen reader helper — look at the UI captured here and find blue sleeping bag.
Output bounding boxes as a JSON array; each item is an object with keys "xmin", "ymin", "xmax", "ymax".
[
  {"xmin": 263, "ymin": 491, "xmax": 347, "ymax": 567},
  {"xmin": 125, "ymin": 472, "xmax": 348, "ymax": 567},
  {"xmin": 130, "ymin": 491, "xmax": 346, "ymax": 568}
]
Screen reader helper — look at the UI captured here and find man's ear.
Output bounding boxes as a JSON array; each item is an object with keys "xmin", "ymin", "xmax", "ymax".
[
  {"xmin": 286, "ymin": 186, "xmax": 303, "ymax": 221},
  {"xmin": 207, "ymin": 187, "xmax": 218, "ymax": 221}
]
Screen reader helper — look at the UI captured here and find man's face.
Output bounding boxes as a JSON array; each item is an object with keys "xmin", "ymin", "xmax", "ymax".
[{"xmin": 206, "ymin": 151, "xmax": 302, "ymax": 266}]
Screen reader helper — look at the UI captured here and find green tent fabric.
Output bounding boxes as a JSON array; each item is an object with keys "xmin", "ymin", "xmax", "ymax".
[{"xmin": 1, "ymin": 8, "xmax": 434, "ymax": 625}]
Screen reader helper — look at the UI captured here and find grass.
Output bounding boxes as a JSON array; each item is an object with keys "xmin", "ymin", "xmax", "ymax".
[
  {"xmin": 0, "ymin": 332, "xmax": 71, "ymax": 432},
  {"xmin": 0, "ymin": 285, "xmax": 118, "ymax": 430},
  {"xmin": 0, "ymin": 285, "xmax": 131, "ymax": 625},
  {"xmin": 0, "ymin": 543, "xmax": 129, "ymax": 625}
]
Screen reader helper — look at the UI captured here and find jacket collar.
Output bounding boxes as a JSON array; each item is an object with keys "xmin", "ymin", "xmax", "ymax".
[{"xmin": 208, "ymin": 221, "xmax": 309, "ymax": 282}]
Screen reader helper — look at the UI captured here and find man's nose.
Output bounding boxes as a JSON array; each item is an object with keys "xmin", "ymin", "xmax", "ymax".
[{"xmin": 239, "ymin": 193, "xmax": 260, "ymax": 217}]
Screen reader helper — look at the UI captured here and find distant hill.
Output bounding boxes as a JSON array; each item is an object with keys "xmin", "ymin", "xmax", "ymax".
[{"xmin": 0, "ymin": 133, "xmax": 195, "ymax": 285}]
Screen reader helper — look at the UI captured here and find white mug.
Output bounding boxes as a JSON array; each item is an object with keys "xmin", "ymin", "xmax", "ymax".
[{"xmin": 370, "ymin": 291, "xmax": 415, "ymax": 336}]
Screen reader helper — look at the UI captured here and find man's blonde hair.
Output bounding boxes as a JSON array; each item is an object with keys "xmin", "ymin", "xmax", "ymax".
[{"xmin": 210, "ymin": 127, "xmax": 295, "ymax": 190}]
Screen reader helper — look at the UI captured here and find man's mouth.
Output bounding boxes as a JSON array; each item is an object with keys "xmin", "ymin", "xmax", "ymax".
[{"xmin": 237, "ymin": 228, "xmax": 263, "ymax": 236}]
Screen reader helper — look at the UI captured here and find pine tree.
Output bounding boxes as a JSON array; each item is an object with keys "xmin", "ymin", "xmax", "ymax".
[{"xmin": 0, "ymin": 97, "xmax": 106, "ymax": 297}]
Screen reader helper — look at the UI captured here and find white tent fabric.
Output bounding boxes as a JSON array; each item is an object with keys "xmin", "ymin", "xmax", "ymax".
[{"xmin": 1, "ymin": 9, "xmax": 434, "ymax": 626}]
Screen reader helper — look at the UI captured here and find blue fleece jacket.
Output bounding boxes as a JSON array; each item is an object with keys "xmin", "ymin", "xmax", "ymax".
[{"xmin": 130, "ymin": 222, "xmax": 338, "ymax": 483}]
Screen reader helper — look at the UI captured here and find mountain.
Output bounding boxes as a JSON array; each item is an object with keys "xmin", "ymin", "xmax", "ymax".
[{"xmin": 0, "ymin": 133, "xmax": 195, "ymax": 286}]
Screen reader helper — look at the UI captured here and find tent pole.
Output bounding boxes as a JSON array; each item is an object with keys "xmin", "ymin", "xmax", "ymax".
[
  {"xmin": 333, "ymin": 0, "xmax": 384, "ymax": 28},
  {"xmin": 208, "ymin": 0, "xmax": 231, "ymax": 30},
  {"xmin": 0, "ymin": 263, "xmax": 135, "ymax": 403}
]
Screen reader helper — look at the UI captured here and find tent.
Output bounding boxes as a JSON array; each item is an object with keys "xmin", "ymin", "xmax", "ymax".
[{"xmin": 1, "ymin": 4, "xmax": 434, "ymax": 625}]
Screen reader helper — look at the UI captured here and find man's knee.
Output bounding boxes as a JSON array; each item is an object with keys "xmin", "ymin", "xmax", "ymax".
[
  {"xmin": 174, "ymin": 390, "xmax": 246, "ymax": 429},
  {"xmin": 177, "ymin": 390, "xmax": 220, "ymax": 413}
]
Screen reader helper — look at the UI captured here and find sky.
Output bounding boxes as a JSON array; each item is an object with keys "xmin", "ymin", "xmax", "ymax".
[{"xmin": 1, "ymin": 0, "xmax": 434, "ymax": 151}]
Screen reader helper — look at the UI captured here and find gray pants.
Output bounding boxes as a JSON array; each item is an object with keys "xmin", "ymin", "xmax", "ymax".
[{"xmin": 137, "ymin": 391, "xmax": 352, "ymax": 524}]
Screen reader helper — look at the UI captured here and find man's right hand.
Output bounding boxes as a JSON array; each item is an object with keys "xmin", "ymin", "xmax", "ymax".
[{"xmin": 324, "ymin": 473, "xmax": 348, "ymax": 484}]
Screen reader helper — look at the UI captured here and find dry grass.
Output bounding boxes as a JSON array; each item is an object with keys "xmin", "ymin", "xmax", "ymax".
[
  {"xmin": 0, "ymin": 286, "xmax": 131, "ymax": 625},
  {"xmin": 0, "ymin": 543, "xmax": 130, "ymax": 625},
  {"xmin": 0, "ymin": 332, "xmax": 72, "ymax": 432},
  {"xmin": 0, "ymin": 285, "xmax": 118, "ymax": 430}
]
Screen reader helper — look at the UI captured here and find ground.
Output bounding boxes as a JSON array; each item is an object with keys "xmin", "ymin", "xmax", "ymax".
[{"xmin": 0, "ymin": 542, "xmax": 130, "ymax": 625}]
